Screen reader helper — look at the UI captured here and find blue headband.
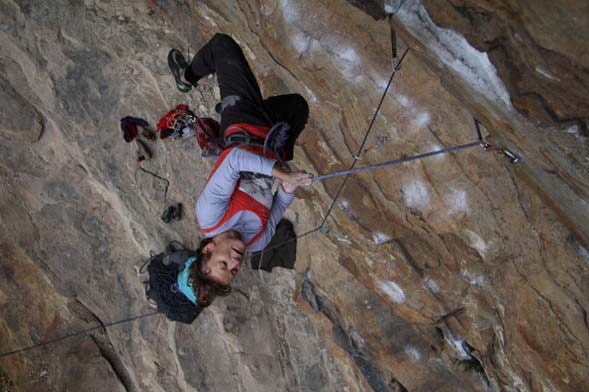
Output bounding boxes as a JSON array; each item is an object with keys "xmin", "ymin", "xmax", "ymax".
[{"xmin": 177, "ymin": 256, "xmax": 198, "ymax": 304}]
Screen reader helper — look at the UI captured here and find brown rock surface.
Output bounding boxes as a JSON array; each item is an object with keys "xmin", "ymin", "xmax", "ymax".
[{"xmin": 1, "ymin": 0, "xmax": 588, "ymax": 391}]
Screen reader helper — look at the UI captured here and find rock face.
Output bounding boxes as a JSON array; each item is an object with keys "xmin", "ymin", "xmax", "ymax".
[{"xmin": 1, "ymin": 0, "xmax": 588, "ymax": 392}]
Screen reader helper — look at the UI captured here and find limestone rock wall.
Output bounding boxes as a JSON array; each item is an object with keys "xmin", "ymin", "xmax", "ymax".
[{"xmin": 1, "ymin": 0, "xmax": 588, "ymax": 391}]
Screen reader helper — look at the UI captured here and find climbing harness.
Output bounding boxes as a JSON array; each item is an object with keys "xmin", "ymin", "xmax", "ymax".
[
  {"xmin": 157, "ymin": 104, "xmax": 198, "ymax": 139},
  {"xmin": 224, "ymin": 121, "xmax": 291, "ymax": 169}
]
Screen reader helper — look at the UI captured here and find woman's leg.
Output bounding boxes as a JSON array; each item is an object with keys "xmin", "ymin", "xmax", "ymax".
[
  {"xmin": 262, "ymin": 94, "xmax": 309, "ymax": 161},
  {"xmin": 185, "ymin": 33, "xmax": 269, "ymax": 130}
]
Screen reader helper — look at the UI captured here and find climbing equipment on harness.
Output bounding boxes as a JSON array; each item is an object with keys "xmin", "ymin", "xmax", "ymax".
[
  {"xmin": 195, "ymin": 117, "xmax": 224, "ymax": 157},
  {"xmin": 168, "ymin": 49, "xmax": 192, "ymax": 93},
  {"xmin": 157, "ymin": 104, "xmax": 225, "ymax": 157},
  {"xmin": 224, "ymin": 122, "xmax": 291, "ymax": 169},
  {"xmin": 157, "ymin": 104, "xmax": 197, "ymax": 139}
]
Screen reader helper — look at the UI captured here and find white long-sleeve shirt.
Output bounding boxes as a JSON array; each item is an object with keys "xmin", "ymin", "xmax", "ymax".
[{"xmin": 195, "ymin": 148, "xmax": 294, "ymax": 251}]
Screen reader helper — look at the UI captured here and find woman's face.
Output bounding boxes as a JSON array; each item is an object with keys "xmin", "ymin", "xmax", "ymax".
[{"xmin": 202, "ymin": 232, "xmax": 246, "ymax": 286}]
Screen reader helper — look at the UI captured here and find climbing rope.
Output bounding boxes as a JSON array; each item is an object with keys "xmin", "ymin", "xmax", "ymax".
[
  {"xmin": 312, "ymin": 140, "xmax": 482, "ymax": 181},
  {"xmin": 136, "ymin": 164, "xmax": 170, "ymax": 207},
  {"xmin": 259, "ymin": 47, "xmax": 411, "ymax": 255},
  {"xmin": 260, "ymin": 59, "xmax": 497, "ymax": 254},
  {"xmin": 319, "ymin": 47, "xmax": 409, "ymax": 227},
  {"xmin": 0, "ymin": 311, "xmax": 159, "ymax": 359}
]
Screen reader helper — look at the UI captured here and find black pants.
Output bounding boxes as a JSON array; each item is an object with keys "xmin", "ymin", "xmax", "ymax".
[{"xmin": 185, "ymin": 33, "xmax": 309, "ymax": 161}]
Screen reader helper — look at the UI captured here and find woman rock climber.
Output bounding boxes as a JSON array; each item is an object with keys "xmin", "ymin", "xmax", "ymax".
[{"xmin": 146, "ymin": 33, "xmax": 312, "ymax": 322}]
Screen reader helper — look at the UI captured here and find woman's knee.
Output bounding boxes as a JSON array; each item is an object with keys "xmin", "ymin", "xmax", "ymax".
[
  {"xmin": 291, "ymin": 94, "xmax": 309, "ymax": 123},
  {"xmin": 212, "ymin": 33, "xmax": 239, "ymax": 50}
]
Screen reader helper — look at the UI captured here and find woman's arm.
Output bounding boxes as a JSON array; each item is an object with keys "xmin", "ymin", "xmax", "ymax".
[
  {"xmin": 248, "ymin": 170, "xmax": 312, "ymax": 251},
  {"xmin": 248, "ymin": 185, "xmax": 295, "ymax": 251},
  {"xmin": 196, "ymin": 147, "xmax": 312, "ymax": 230}
]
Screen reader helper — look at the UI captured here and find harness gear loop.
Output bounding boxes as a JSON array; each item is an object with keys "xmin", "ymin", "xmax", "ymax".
[
  {"xmin": 263, "ymin": 122, "xmax": 290, "ymax": 170},
  {"xmin": 224, "ymin": 122, "xmax": 291, "ymax": 169}
]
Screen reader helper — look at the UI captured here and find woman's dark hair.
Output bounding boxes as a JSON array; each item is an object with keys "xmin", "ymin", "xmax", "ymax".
[{"xmin": 188, "ymin": 238, "xmax": 232, "ymax": 307}]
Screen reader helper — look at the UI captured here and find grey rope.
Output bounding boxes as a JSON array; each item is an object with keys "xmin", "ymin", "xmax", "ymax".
[
  {"xmin": 0, "ymin": 311, "xmax": 159, "ymax": 359},
  {"xmin": 312, "ymin": 140, "xmax": 482, "ymax": 181},
  {"xmin": 319, "ymin": 47, "xmax": 410, "ymax": 227},
  {"xmin": 258, "ymin": 48, "xmax": 410, "ymax": 254}
]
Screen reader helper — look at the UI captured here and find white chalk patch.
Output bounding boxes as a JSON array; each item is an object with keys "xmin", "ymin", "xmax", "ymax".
[
  {"xmin": 198, "ymin": 4, "xmax": 219, "ymax": 27},
  {"xmin": 535, "ymin": 66, "xmax": 559, "ymax": 81},
  {"xmin": 394, "ymin": 94, "xmax": 431, "ymax": 136},
  {"xmin": 337, "ymin": 235, "xmax": 352, "ymax": 245},
  {"xmin": 564, "ymin": 124, "xmax": 582, "ymax": 138},
  {"xmin": 290, "ymin": 31, "xmax": 309, "ymax": 54},
  {"xmin": 463, "ymin": 229, "xmax": 491, "ymax": 258},
  {"xmin": 339, "ymin": 46, "xmax": 359, "ymax": 65},
  {"xmin": 461, "ymin": 269, "xmax": 486, "ymax": 286},
  {"xmin": 318, "ymin": 139, "xmax": 338, "ymax": 165},
  {"xmin": 336, "ymin": 46, "xmax": 361, "ymax": 82},
  {"xmin": 351, "ymin": 330, "xmax": 366, "ymax": 349},
  {"xmin": 404, "ymin": 345, "xmax": 422, "ymax": 362},
  {"xmin": 338, "ymin": 198, "xmax": 350, "ymax": 210},
  {"xmin": 579, "ymin": 246, "xmax": 589, "ymax": 265},
  {"xmin": 423, "ymin": 277, "xmax": 439, "ymax": 293},
  {"xmin": 278, "ymin": 0, "xmax": 298, "ymax": 23},
  {"xmin": 396, "ymin": 94, "xmax": 412, "ymax": 109},
  {"xmin": 301, "ymin": 82, "xmax": 318, "ymax": 104},
  {"xmin": 384, "ymin": 1, "xmax": 395, "ymax": 14},
  {"xmin": 427, "ymin": 144, "xmax": 447, "ymax": 161},
  {"xmin": 374, "ymin": 75, "xmax": 389, "ymax": 89},
  {"xmin": 396, "ymin": 3, "xmax": 511, "ymax": 108},
  {"xmin": 372, "ymin": 231, "xmax": 392, "ymax": 245},
  {"xmin": 446, "ymin": 188, "xmax": 468, "ymax": 214},
  {"xmin": 412, "ymin": 111, "xmax": 431, "ymax": 128},
  {"xmin": 446, "ymin": 333, "xmax": 471, "ymax": 360},
  {"xmin": 403, "ymin": 179, "xmax": 431, "ymax": 209},
  {"xmin": 379, "ymin": 280, "xmax": 406, "ymax": 304}
]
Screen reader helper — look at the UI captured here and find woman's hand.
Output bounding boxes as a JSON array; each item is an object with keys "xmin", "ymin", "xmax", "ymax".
[
  {"xmin": 281, "ymin": 171, "xmax": 313, "ymax": 193},
  {"xmin": 272, "ymin": 166, "xmax": 313, "ymax": 193},
  {"xmin": 284, "ymin": 171, "xmax": 313, "ymax": 186}
]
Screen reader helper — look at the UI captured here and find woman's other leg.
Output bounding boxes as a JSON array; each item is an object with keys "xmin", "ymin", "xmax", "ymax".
[
  {"xmin": 185, "ymin": 33, "xmax": 269, "ymax": 130},
  {"xmin": 263, "ymin": 94, "xmax": 309, "ymax": 161}
]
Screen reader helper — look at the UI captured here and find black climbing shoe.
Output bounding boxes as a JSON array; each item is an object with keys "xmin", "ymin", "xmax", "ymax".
[
  {"xmin": 161, "ymin": 205, "xmax": 176, "ymax": 223},
  {"xmin": 173, "ymin": 203, "xmax": 183, "ymax": 221},
  {"xmin": 168, "ymin": 49, "xmax": 192, "ymax": 93}
]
